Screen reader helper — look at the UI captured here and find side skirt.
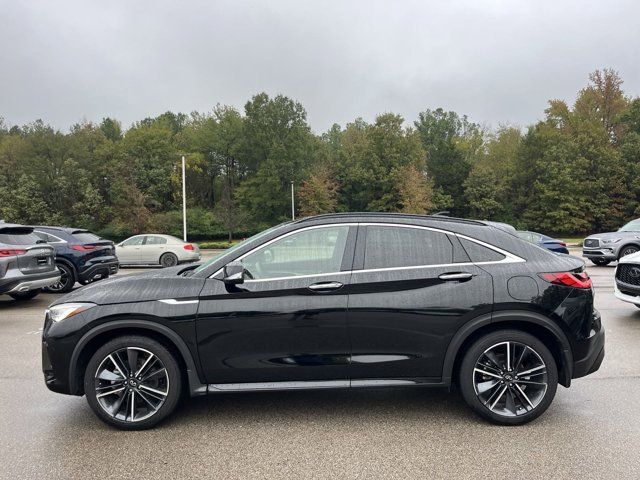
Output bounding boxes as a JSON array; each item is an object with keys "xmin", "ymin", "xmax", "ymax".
[{"xmin": 207, "ymin": 378, "xmax": 445, "ymax": 393}]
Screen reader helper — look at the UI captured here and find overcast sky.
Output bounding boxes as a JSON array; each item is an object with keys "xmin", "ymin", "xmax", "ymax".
[{"xmin": 1, "ymin": 0, "xmax": 639, "ymax": 133}]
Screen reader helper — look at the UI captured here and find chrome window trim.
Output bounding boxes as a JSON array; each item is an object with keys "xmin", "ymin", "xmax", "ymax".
[{"xmin": 210, "ymin": 221, "xmax": 525, "ymax": 281}]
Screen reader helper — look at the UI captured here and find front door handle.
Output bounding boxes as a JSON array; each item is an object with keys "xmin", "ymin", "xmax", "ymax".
[
  {"xmin": 438, "ymin": 272, "xmax": 473, "ymax": 282},
  {"xmin": 308, "ymin": 281, "xmax": 344, "ymax": 292}
]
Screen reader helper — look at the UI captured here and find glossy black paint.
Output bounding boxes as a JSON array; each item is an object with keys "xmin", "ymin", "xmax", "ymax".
[{"xmin": 42, "ymin": 213, "xmax": 604, "ymax": 398}]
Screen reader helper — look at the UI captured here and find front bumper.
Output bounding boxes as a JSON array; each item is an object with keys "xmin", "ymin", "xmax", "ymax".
[
  {"xmin": 0, "ymin": 270, "xmax": 61, "ymax": 294},
  {"xmin": 614, "ymin": 281, "xmax": 640, "ymax": 305},
  {"xmin": 582, "ymin": 247, "xmax": 618, "ymax": 261}
]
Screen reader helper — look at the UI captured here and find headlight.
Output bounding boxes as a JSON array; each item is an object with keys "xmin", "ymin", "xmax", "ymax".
[
  {"xmin": 602, "ymin": 238, "xmax": 622, "ymax": 244},
  {"xmin": 47, "ymin": 303, "xmax": 96, "ymax": 322}
]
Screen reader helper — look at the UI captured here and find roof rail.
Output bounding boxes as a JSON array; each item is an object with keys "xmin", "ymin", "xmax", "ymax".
[{"xmin": 294, "ymin": 212, "xmax": 486, "ymax": 226}]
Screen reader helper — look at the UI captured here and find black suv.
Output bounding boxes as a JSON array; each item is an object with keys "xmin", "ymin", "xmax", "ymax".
[
  {"xmin": 42, "ymin": 213, "xmax": 604, "ymax": 429},
  {"xmin": 31, "ymin": 226, "xmax": 119, "ymax": 293}
]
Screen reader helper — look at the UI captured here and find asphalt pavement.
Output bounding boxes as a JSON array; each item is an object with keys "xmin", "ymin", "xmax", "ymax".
[{"xmin": 1, "ymin": 250, "xmax": 639, "ymax": 479}]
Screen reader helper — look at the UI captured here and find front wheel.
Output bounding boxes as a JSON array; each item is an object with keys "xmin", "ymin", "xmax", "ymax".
[
  {"xmin": 8, "ymin": 289, "xmax": 41, "ymax": 301},
  {"xmin": 458, "ymin": 330, "xmax": 558, "ymax": 425},
  {"xmin": 84, "ymin": 335, "xmax": 182, "ymax": 430},
  {"xmin": 619, "ymin": 246, "xmax": 639, "ymax": 258}
]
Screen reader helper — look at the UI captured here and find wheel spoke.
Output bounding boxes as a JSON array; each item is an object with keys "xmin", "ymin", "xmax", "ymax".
[
  {"xmin": 476, "ymin": 379, "xmax": 500, "ymax": 394},
  {"xmin": 139, "ymin": 384, "xmax": 168, "ymax": 397},
  {"xmin": 127, "ymin": 348, "xmax": 139, "ymax": 376},
  {"xmin": 506, "ymin": 342, "xmax": 511, "ymax": 371},
  {"xmin": 489, "ymin": 385, "xmax": 508, "ymax": 410},
  {"xmin": 97, "ymin": 369, "xmax": 122, "ymax": 381},
  {"xmin": 141, "ymin": 367, "xmax": 167, "ymax": 382},
  {"xmin": 514, "ymin": 384, "xmax": 534, "ymax": 409},
  {"xmin": 96, "ymin": 386, "xmax": 125, "ymax": 398},
  {"xmin": 513, "ymin": 345, "xmax": 528, "ymax": 373},
  {"xmin": 515, "ymin": 380, "xmax": 546, "ymax": 386},
  {"xmin": 130, "ymin": 391, "xmax": 136, "ymax": 421},
  {"xmin": 505, "ymin": 387, "xmax": 516, "ymax": 414},
  {"xmin": 518, "ymin": 365, "xmax": 546, "ymax": 376},
  {"xmin": 135, "ymin": 353, "xmax": 156, "ymax": 377},
  {"xmin": 474, "ymin": 368, "xmax": 502, "ymax": 380},
  {"xmin": 108, "ymin": 354, "xmax": 127, "ymax": 379}
]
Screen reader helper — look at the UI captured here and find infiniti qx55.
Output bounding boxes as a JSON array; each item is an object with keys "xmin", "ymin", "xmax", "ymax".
[{"xmin": 42, "ymin": 213, "xmax": 604, "ymax": 429}]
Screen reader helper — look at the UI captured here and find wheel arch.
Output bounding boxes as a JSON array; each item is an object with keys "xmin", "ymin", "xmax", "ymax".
[
  {"xmin": 618, "ymin": 242, "xmax": 640, "ymax": 259},
  {"xmin": 54, "ymin": 257, "xmax": 77, "ymax": 279},
  {"xmin": 442, "ymin": 310, "xmax": 573, "ymax": 388},
  {"xmin": 69, "ymin": 319, "xmax": 207, "ymax": 397}
]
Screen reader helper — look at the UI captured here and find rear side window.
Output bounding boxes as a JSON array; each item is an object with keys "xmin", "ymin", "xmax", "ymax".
[
  {"xmin": 459, "ymin": 238, "xmax": 506, "ymax": 262},
  {"xmin": 145, "ymin": 236, "xmax": 167, "ymax": 245},
  {"xmin": 0, "ymin": 230, "xmax": 41, "ymax": 245},
  {"xmin": 72, "ymin": 231, "xmax": 100, "ymax": 243},
  {"xmin": 364, "ymin": 226, "xmax": 453, "ymax": 269}
]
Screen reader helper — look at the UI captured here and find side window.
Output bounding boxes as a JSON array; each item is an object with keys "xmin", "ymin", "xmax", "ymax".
[
  {"xmin": 241, "ymin": 226, "xmax": 350, "ymax": 280},
  {"xmin": 145, "ymin": 236, "xmax": 167, "ymax": 245},
  {"xmin": 459, "ymin": 238, "xmax": 506, "ymax": 262},
  {"xmin": 122, "ymin": 236, "xmax": 144, "ymax": 247},
  {"xmin": 530, "ymin": 233, "xmax": 542, "ymax": 242},
  {"xmin": 363, "ymin": 226, "xmax": 453, "ymax": 269},
  {"xmin": 34, "ymin": 231, "xmax": 49, "ymax": 242}
]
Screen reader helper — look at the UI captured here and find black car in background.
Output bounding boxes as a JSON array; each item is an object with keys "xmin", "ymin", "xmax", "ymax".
[
  {"xmin": 42, "ymin": 213, "xmax": 604, "ymax": 429},
  {"xmin": 31, "ymin": 226, "xmax": 119, "ymax": 293},
  {"xmin": 516, "ymin": 231, "xmax": 570, "ymax": 254},
  {"xmin": 0, "ymin": 223, "xmax": 60, "ymax": 300}
]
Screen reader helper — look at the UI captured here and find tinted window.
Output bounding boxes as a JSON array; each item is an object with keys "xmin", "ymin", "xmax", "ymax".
[
  {"xmin": 459, "ymin": 238, "xmax": 506, "ymax": 262},
  {"xmin": 34, "ymin": 231, "xmax": 49, "ymax": 242},
  {"xmin": 145, "ymin": 236, "xmax": 167, "ymax": 245},
  {"xmin": 72, "ymin": 231, "xmax": 100, "ymax": 243},
  {"xmin": 241, "ymin": 226, "xmax": 350, "ymax": 280},
  {"xmin": 0, "ymin": 230, "xmax": 41, "ymax": 245},
  {"xmin": 516, "ymin": 231, "xmax": 532, "ymax": 242},
  {"xmin": 122, "ymin": 236, "xmax": 144, "ymax": 246},
  {"xmin": 364, "ymin": 226, "xmax": 453, "ymax": 269}
]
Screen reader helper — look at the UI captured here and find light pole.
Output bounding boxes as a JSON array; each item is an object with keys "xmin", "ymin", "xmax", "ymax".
[
  {"xmin": 291, "ymin": 180, "xmax": 295, "ymax": 220},
  {"xmin": 181, "ymin": 155, "xmax": 187, "ymax": 241}
]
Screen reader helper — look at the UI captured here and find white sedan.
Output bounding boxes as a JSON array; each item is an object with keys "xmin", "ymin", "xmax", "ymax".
[
  {"xmin": 116, "ymin": 234, "xmax": 201, "ymax": 267},
  {"xmin": 614, "ymin": 250, "xmax": 640, "ymax": 308}
]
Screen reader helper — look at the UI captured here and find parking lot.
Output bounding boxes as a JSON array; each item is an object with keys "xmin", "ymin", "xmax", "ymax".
[{"xmin": 1, "ymin": 250, "xmax": 639, "ymax": 479}]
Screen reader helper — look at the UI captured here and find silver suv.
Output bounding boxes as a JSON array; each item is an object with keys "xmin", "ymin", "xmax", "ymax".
[
  {"xmin": 0, "ymin": 223, "xmax": 60, "ymax": 300},
  {"xmin": 583, "ymin": 218, "xmax": 640, "ymax": 266}
]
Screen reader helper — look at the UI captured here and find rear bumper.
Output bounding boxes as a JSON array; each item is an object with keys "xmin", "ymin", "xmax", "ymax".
[
  {"xmin": 78, "ymin": 259, "xmax": 119, "ymax": 283},
  {"xmin": 0, "ymin": 270, "xmax": 61, "ymax": 294},
  {"xmin": 572, "ymin": 314, "xmax": 605, "ymax": 379}
]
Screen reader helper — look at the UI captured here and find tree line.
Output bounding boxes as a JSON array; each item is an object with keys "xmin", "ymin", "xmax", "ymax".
[{"xmin": 1, "ymin": 69, "xmax": 639, "ymax": 241}]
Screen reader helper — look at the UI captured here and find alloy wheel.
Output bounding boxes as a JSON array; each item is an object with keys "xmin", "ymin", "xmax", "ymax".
[
  {"xmin": 620, "ymin": 246, "xmax": 639, "ymax": 258},
  {"xmin": 472, "ymin": 341, "xmax": 548, "ymax": 417},
  {"xmin": 94, "ymin": 347, "xmax": 169, "ymax": 423},
  {"xmin": 47, "ymin": 265, "xmax": 72, "ymax": 292}
]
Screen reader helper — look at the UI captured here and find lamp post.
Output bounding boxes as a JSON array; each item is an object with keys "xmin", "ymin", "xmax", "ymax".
[
  {"xmin": 291, "ymin": 180, "xmax": 295, "ymax": 220},
  {"xmin": 181, "ymin": 155, "xmax": 187, "ymax": 241}
]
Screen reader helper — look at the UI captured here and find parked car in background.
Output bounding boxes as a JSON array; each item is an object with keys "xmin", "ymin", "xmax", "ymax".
[
  {"xmin": 516, "ymin": 231, "xmax": 569, "ymax": 254},
  {"xmin": 583, "ymin": 218, "xmax": 640, "ymax": 266},
  {"xmin": 0, "ymin": 223, "xmax": 60, "ymax": 300},
  {"xmin": 31, "ymin": 226, "xmax": 119, "ymax": 293},
  {"xmin": 42, "ymin": 213, "xmax": 604, "ymax": 429},
  {"xmin": 614, "ymin": 250, "xmax": 640, "ymax": 308},
  {"xmin": 116, "ymin": 234, "xmax": 200, "ymax": 267}
]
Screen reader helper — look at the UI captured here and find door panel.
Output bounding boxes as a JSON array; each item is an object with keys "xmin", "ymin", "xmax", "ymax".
[{"xmin": 195, "ymin": 224, "xmax": 356, "ymax": 384}]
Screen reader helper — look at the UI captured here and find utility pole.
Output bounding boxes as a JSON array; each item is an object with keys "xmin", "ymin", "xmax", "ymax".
[
  {"xmin": 182, "ymin": 155, "xmax": 187, "ymax": 241},
  {"xmin": 291, "ymin": 181, "xmax": 295, "ymax": 220}
]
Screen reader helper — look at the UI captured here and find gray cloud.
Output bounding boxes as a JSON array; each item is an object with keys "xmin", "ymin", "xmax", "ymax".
[{"xmin": 1, "ymin": 0, "xmax": 639, "ymax": 132}]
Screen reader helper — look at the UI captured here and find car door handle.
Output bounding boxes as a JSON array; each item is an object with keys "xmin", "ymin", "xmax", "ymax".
[
  {"xmin": 438, "ymin": 272, "xmax": 473, "ymax": 282},
  {"xmin": 308, "ymin": 281, "xmax": 344, "ymax": 292}
]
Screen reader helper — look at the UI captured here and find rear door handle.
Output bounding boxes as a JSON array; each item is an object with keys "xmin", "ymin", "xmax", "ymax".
[
  {"xmin": 308, "ymin": 281, "xmax": 344, "ymax": 292},
  {"xmin": 438, "ymin": 272, "xmax": 473, "ymax": 282}
]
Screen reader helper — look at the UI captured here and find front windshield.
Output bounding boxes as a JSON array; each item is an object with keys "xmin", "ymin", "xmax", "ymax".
[
  {"xmin": 619, "ymin": 220, "xmax": 640, "ymax": 232},
  {"xmin": 193, "ymin": 223, "xmax": 288, "ymax": 273}
]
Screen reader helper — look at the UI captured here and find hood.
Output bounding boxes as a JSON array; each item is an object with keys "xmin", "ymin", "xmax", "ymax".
[
  {"xmin": 50, "ymin": 266, "xmax": 205, "ymax": 306},
  {"xmin": 618, "ymin": 250, "xmax": 640, "ymax": 265},
  {"xmin": 586, "ymin": 231, "xmax": 640, "ymax": 241}
]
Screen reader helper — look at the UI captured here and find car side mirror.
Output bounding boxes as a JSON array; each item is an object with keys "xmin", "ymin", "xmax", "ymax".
[{"xmin": 223, "ymin": 261, "xmax": 245, "ymax": 285}]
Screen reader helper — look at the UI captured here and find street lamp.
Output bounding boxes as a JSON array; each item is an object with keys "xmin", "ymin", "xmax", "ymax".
[
  {"xmin": 179, "ymin": 155, "xmax": 187, "ymax": 241},
  {"xmin": 291, "ymin": 180, "xmax": 295, "ymax": 220}
]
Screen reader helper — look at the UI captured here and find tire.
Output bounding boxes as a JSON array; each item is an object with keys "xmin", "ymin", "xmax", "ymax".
[
  {"xmin": 84, "ymin": 335, "xmax": 182, "ymax": 430},
  {"xmin": 619, "ymin": 245, "xmax": 639, "ymax": 259},
  {"xmin": 8, "ymin": 289, "xmax": 41, "ymax": 301},
  {"xmin": 44, "ymin": 263, "xmax": 75, "ymax": 293},
  {"xmin": 160, "ymin": 252, "xmax": 178, "ymax": 268},
  {"xmin": 458, "ymin": 330, "xmax": 558, "ymax": 425},
  {"xmin": 590, "ymin": 258, "xmax": 610, "ymax": 266}
]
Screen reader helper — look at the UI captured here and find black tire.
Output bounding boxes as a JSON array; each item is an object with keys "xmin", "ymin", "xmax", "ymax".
[
  {"xmin": 8, "ymin": 289, "xmax": 41, "ymax": 301},
  {"xmin": 619, "ymin": 245, "xmax": 639, "ymax": 259},
  {"xmin": 44, "ymin": 263, "xmax": 75, "ymax": 293},
  {"xmin": 84, "ymin": 335, "xmax": 182, "ymax": 430},
  {"xmin": 160, "ymin": 252, "xmax": 178, "ymax": 268},
  {"xmin": 590, "ymin": 258, "xmax": 610, "ymax": 266},
  {"xmin": 458, "ymin": 330, "xmax": 558, "ymax": 425}
]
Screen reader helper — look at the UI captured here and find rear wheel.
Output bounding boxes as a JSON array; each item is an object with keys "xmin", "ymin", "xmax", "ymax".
[
  {"xmin": 44, "ymin": 263, "xmax": 75, "ymax": 293},
  {"xmin": 459, "ymin": 330, "xmax": 558, "ymax": 425},
  {"xmin": 84, "ymin": 335, "xmax": 182, "ymax": 430},
  {"xmin": 590, "ymin": 258, "xmax": 610, "ymax": 266},
  {"xmin": 160, "ymin": 252, "xmax": 178, "ymax": 268},
  {"xmin": 619, "ymin": 246, "xmax": 639, "ymax": 258},
  {"xmin": 8, "ymin": 289, "xmax": 41, "ymax": 301}
]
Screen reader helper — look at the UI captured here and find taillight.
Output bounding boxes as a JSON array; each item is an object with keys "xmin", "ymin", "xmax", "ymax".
[
  {"xmin": 0, "ymin": 249, "xmax": 27, "ymax": 257},
  {"xmin": 539, "ymin": 271, "xmax": 592, "ymax": 289},
  {"xmin": 71, "ymin": 245, "xmax": 96, "ymax": 251},
  {"xmin": 559, "ymin": 241, "xmax": 567, "ymax": 247},
  {"xmin": 183, "ymin": 243, "xmax": 195, "ymax": 251}
]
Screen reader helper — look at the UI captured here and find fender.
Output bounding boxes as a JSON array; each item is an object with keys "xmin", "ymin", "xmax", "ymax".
[
  {"xmin": 441, "ymin": 310, "xmax": 573, "ymax": 387},
  {"xmin": 68, "ymin": 319, "xmax": 207, "ymax": 396}
]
